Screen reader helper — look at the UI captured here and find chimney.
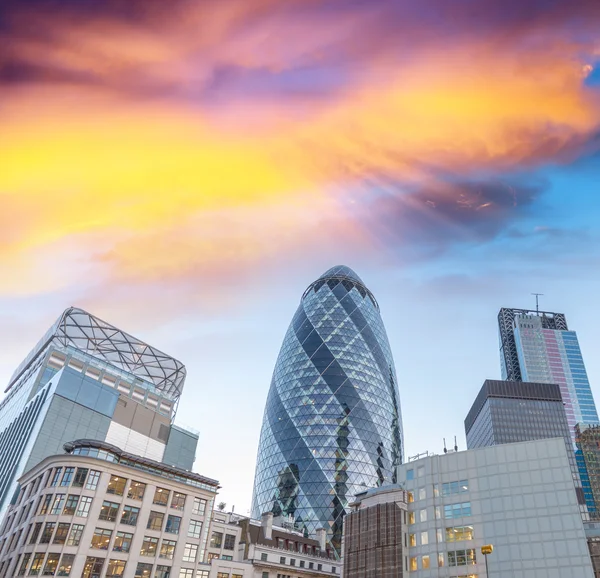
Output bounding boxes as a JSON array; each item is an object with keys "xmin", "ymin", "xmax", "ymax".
[
  {"xmin": 316, "ymin": 528, "xmax": 327, "ymax": 551},
  {"xmin": 261, "ymin": 512, "xmax": 273, "ymax": 540}
]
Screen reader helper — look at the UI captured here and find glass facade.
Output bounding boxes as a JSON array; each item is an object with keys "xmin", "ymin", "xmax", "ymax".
[{"xmin": 251, "ymin": 266, "xmax": 403, "ymax": 556}]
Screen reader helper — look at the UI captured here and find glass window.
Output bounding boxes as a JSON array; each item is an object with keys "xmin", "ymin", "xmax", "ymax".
[
  {"xmin": 179, "ymin": 571, "xmax": 194, "ymax": 578},
  {"xmin": 188, "ymin": 520, "xmax": 202, "ymax": 539},
  {"xmin": 418, "ymin": 488, "xmax": 426, "ymax": 500},
  {"xmin": 165, "ymin": 515, "xmax": 181, "ymax": 534},
  {"xmin": 182, "ymin": 544, "xmax": 198, "ymax": 563},
  {"xmin": 409, "ymin": 557, "xmax": 417, "ymax": 572},
  {"xmin": 148, "ymin": 511, "xmax": 165, "ymax": 531},
  {"xmin": 135, "ymin": 564, "xmax": 153, "ymax": 578},
  {"xmin": 160, "ymin": 540, "xmax": 177, "ymax": 559},
  {"xmin": 210, "ymin": 532, "xmax": 223, "ymax": 548},
  {"xmin": 445, "ymin": 525, "xmax": 474, "ymax": 542},
  {"xmin": 171, "ymin": 492, "xmax": 186, "ymax": 511},
  {"xmin": 107, "ymin": 476, "xmax": 127, "ymax": 496},
  {"xmin": 442, "ymin": 480, "xmax": 469, "ymax": 496},
  {"xmin": 51, "ymin": 468, "xmax": 63, "ymax": 487},
  {"xmin": 100, "ymin": 501, "xmax": 120, "ymax": 522},
  {"xmin": 141, "ymin": 536, "xmax": 159, "ymax": 557},
  {"xmin": 435, "ymin": 506, "xmax": 442, "ymax": 519},
  {"xmin": 43, "ymin": 553, "xmax": 60, "ymax": 576},
  {"xmin": 224, "ymin": 534, "xmax": 236, "ymax": 550},
  {"xmin": 437, "ymin": 552, "xmax": 444, "ymax": 567},
  {"xmin": 53, "ymin": 523, "xmax": 71, "ymax": 545},
  {"xmin": 420, "ymin": 531, "xmax": 428, "ymax": 545},
  {"xmin": 444, "ymin": 502, "xmax": 471, "ymax": 519},
  {"xmin": 406, "ymin": 469, "xmax": 414, "ymax": 480},
  {"xmin": 60, "ymin": 468, "xmax": 75, "ymax": 487},
  {"xmin": 39, "ymin": 494, "xmax": 52, "ymax": 515},
  {"xmin": 407, "ymin": 491, "xmax": 414, "ymax": 503},
  {"xmin": 75, "ymin": 496, "xmax": 93, "ymax": 518},
  {"xmin": 85, "ymin": 471, "xmax": 101, "ymax": 490},
  {"xmin": 408, "ymin": 534, "xmax": 416, "ymax": 547},
  {"xmin": 197, "ymin": 572, "xmax": 209, "ymax": 578},
  {"xmin": 29, "ymin": 553, "xmax": 45, "ymax": 575},
  {"xmin": 419, "ymin": 509, "xmax": 427, "ymax": 522},
  {"xmin": 216, "ymin": 574, "xmax": 228, "ymax": 578},
  {"xmin": 51, "ymin": 494, "xmax": 65, "ymax": 515},
  {"xmin": 66, "ymin": 524, "xmax": 85, "ymax": 547},
  {"xmin": 106, "ymin": 560, "xmax": 126, "ymax": 578},
  {"xmin": 57, "ymin": 554, "xmax": 75, "ymax": 577},
  {"xmin": 128, "ymin": 481, "xmax": 146, "ymax": 501},
  {"xmin": 18, "ymin": 554, "xmax": 32, "ymax": 576},
  {"xmin": 436, "ymin": 528, "xmax": 443, "ymax": 543},
  {"xmin": 408, "ymin": 512, "xmax": 415, "ymax": 525},
  {"xmin": 192, "ymin": 498, "xmax": 206, "ymax": 516},
  {"xmin": 30, "ymin": 522, "xmax": 43, "ymax": 544},
  {"xmin": 91, "ymin": 528, "xmax": 112, "ymax": 550},
  {"xmin": 422, "ymin": 555, "xmax": 430, "ymax": 569},
  {"xmin": 113, "ymin": 532, "xmax": 133, "ymax": 553},
  {"xmin": 72, "ymin": 468, "xmax": 89, "ymax": 488},
  {"xmin": 40, "ymin": 522, "xmax": 55, "ymax": 544},
  {"xmin": 63, "ymin": 495, "xmax": 79, "ymax": 515},
  {"xmin": 153, "ymin": 488, "xmax": 170, "ymax": 506},
  {"xmin": 121, "ymin": 505, "xmax": 140, "ymax": 526},
  {"xmin": 155, "ymin": 566, "xmax": 171, "ymax": 578}
]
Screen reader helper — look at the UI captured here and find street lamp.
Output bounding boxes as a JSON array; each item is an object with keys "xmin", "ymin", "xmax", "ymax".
[{"xmin": 481, "ymin": 544, "xmax": 494, "ymax": 577}]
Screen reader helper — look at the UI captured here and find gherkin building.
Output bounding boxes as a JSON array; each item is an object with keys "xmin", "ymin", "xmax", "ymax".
[{"xmin": 251, "ymin": 265, "xmax": 403, "ymax": 556}]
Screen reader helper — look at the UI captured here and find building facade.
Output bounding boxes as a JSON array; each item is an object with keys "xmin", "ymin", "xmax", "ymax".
[
  {"xmin": 0, "ymin": 308, "xmax": 198, "ymax": 521},
  {"xmin": 343, "ymin": 486, "xmax": 408, "ymax": 578},
  {"xmin": 251, "ymin": 266, "xmax": 403, "ymax": 556},
  {"xmin": 0, "ymin": 439, "xmax": 220, "ymax": 578},
  {"xmin": 395, "ymin": 438, "xmax": 594, "ymax": 578}
]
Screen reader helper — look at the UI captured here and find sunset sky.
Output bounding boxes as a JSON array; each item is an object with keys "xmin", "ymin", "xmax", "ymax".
[{"xmin": 1, "ymin": 0, "xmax": 600, "ymax": 513}]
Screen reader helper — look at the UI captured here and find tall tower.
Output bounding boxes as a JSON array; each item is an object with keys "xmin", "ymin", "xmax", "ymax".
[{"xmin": 251, "ymin": 266, "xmax": 403, "ymax": 556}]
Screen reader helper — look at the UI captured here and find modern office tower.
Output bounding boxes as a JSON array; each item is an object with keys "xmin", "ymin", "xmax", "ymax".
[
  {"xmin": 343, "ymin": 485, "xmax": 408, "ymax": 578},
  {"xmin": 394, "ymin": 438, "xmax": 594, "ymax": 577},
  {"xmin": 577, "ymin": 425, "xmax": 600, "ymax": 517},
  {"xmin": 0, "ymin": 439, "xmax": 219, "ymax": 578},
  {"xmin": 0, "ymin": 307, "xmax": 198, "ymax": 522},
  {"xmin": 498, "ymin": 307, "xmax": 599, "ymax": 433},
  {"xmin": 251, "ymin": 266, "xmax": 403, "ymax": 556}
]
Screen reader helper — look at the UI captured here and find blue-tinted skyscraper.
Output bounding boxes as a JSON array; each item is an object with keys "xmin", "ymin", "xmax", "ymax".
[{"xmin": 251, "ymin": 266, "xmax": 403, "ymax": 556}]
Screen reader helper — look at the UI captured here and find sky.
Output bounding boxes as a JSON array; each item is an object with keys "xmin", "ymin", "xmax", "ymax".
[{"xmin": 1, "ymin": 0, "xmax": 600, "ymax": 515}]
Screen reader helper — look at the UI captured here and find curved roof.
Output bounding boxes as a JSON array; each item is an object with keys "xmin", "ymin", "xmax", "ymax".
[{"xmin": 316, "ymin": 265, "xmax": 365, "ymax": 285}]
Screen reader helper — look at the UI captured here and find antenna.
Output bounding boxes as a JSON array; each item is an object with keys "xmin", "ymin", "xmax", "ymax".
[
  {"xmin": 532, "ymin": 293, "xmax": 543, "ymax": 314},
  {"xmin": 443, "ymin": 438, "xmax": 447, "ymax": 454},
  {"xmin": 454, "ymin": 436, "xmax": 458, "ymax": 452}
]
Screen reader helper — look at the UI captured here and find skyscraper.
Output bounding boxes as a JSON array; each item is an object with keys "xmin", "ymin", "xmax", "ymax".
[
  {"xmin": 0, "ymin": 307, "xmax": 197, "ymax": 521},
  {"xmin": 251, "ymin": 266, "xmax": 403, "ymax": 556}
]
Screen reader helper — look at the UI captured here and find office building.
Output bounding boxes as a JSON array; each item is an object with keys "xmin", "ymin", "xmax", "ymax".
[
  {"xmin": 0, "ymin": 439, "xmax": 220, "ymax": 578},
  {"xmin": 577, "ymin": 425, "xmax": 600, "ymax": 518},
  {"xmin": 498, "ymin": 307, "xmax": 598, "ymax": 432},
  {"xmin": 251, "ymin": 266, "xmax": 403, "ymax": 556},
  {"xmin": 395, "ymin": 438, "xmax": 594, "ymax": 577},
  {"xmin": 343, "ymin": 485, "xmax": 408, "ymax": 578},
  {"xmin": 0, "ymin": 307, "xmax": 198, "ymax": 521}
]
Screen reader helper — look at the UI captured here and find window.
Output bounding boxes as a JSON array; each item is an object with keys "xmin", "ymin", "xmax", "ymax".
[
  {"xmin": 85, "ymin": 471, "xmax": 101, "ymax": 490},
  {"xmin": 30, "ymin": 522, "xmax": 43, "ymax": 544},
  {"xmin": 40, "ymin": 522, "xmax": 55, "ymax": 544},
  {"xmin": 210, "ymin": 532, "xmax": 223, "ymax": 548},
  {"xmin": 408, "ymin": 512, "xmax": 415, "ymax": 525},
  {"xmin": 143, "ymin": 510, "xmax": 163, "ymax": 531},
  {"xmin": 165, "ymin": 515, "xmax": 181, "ymax": 534},
  {"xmin": 437, "ymin": 553, "xmax": 444, "ymax": 567},
  {"xmin": 179, "ymin": 570, "xmax": 193, "ymax": 578},
  {"xmin": 75, "ymin": 496, "xmax": 93, "ymax": 518},
  {"xmin": 91, "ymin": 528, "xmax": 112, "ymax": 550},
  {"xmin": 261, "ymin": 553, "xmax": 268, "ymax": 561},
  {"xmin": 29, "ymin": 553, "xmax": 45, "ymax": 575},
  {"xmin": 63, "ymin": 495, "xmax": 79, "ymax": 515},
  {"xmin": 155, "ymin": 566, "xmax": 171, "ymax": 578},
  {"xmin": 192, "ymin": 498, "xmax": 206, "ymax": 516},
  {"xmin": 224, "ymin": 534, "xmax": 236, "ymax": 550},
  {"xmin": 446, "ymin": 526, "xmax": 474, "ymax": 542},
  {"xmin": 18, "ymin": 554, "xmax": 31, "ymax": 576},
  {"xmin": 39, "ymin": 494, "xmax": 53, "ymax": 515},
  {"xmin": 437, "ymin": 529, "xmax": 444, "ymax": 543},
  {"xmin": 57, "ymin": 554, "xmax": 75, "ymax": 576},
  {"xmin": 153, "ymin": 488, "xmax": 169, "ymax": 506},
  {"xmin": 442, "ymin": 480, "xmax": 469, "ymax": 497},
  {"xmin": 232, "ymin": 575, "xmax": 243, "ymax": 578},
  {"xmin": 121, "ymin": 505, "xmax": 140, "ymax": 526},
  {"xmin": 128, "ymin": 481, "xmax": 146, "ymax": 501},
  {"xmin": 409, "ymin": 557, "xmax": 417, "ymax": 572},
  {"xmin": 407, "ymin": 491, "xmax": 414, "ymax": 503},
  {"xmin": 51, "ymin": 494, "xmax": 65, "ymax": 515},
  {"xmin": 66, "ymin": 524, "xmax": 85, "ymax": 546},
  {"xmin": 60, "ymin": 468, "xmax": 74, "ymax": 487},
  {"xmin": 182, "ymin": 544, "xmax": 198, "ymax": 563},
  {"xmin": 43, "ymin": 553, "xmax": 60, "ymax": 576},
  {"xmin": 408, "ymin": 534, "xmax": 416, "ymax": 547},
  {"xmin": 444, "ymin": 503, "xmax": 471, "ymax": 519},
  {"xmin": 447, "ymin": 549, "xmax": 477, "ymax": 567},
  {"xmin": 141, "ymin": 536, "xmax": 159, "ymax": 557},
  {"xmin": 188, "ymin": 520, "xmax": 202, "ymax": 539},
  {"xmin": 107, "ymin": 476, "xmax": 127, "ymax": 496},
  {"xmin": 422, "ymin": 555, "xmax": 430, "ymax": 570},
  {"xmin": 290, "ymin": 559, "xmax": 296, "ymax": 566},
  {"xmin": 73, "ymin": 468, "xmax": 89, "ymax": 488},
  {"xmin": 216, "ymin": 574, "xmax": 228, "ymax": 578},
  {"xmin": 100, "ymin": 501, "xmax": 120, "ymax": 522},
  {"xmin": 418, "ymin": 487, "xmax": 426, "ymax": 500},
  {"xmin": 207, "ymin": 554, "xmax": 219, "ymax": 562},
  {"xmin": 435, "ymin": 506, "xmax": 442, "ymax": 519},
  {"xmin": 196, "ymin": 572, "xmax": 209, "ymax": 578},
  {"xmin": 135, "ymin": 564, "xmax": 153, "ymax": 578},
  {"xmin": 113, "ymin": 532, "xmax": 133, "ymax": 553},
  {"xmin": 300, "ymin": 561, "xmax": 305, "ymax": 568},
  {"xmin": 406, "ymin": 469, "xmax": 414, "ymax": 481},
  {"xmin": 106, "ymin": 560, "xmax": 126, "ymax": 578},
  {"xmin": 160, "ymin": 540, "xmax": 177, "ymax": 559},
  {"xmin": 53, "ymin": 523, "xmax": 71, "ymax": 545},
  {"xmin": 82, "ymin": 556, "xmax": 105, "ymax": 578},
  {"xmin": 279, "ymin": 557, "xmax": 286, "ymax": 564},
  {"xmin": 420, "ymin": 531, "xmax": 429, "ymax": 545},
  {"xmin": 171, "ymin": 492, "xmax": 186, "ymax": 511},
  {"xmin": 419, "ymin": 509, "xmax": 427, "ymax": 522},
  {"xmin": 51, "ymin": 468, "xmax": 63, "ymax": 487}
]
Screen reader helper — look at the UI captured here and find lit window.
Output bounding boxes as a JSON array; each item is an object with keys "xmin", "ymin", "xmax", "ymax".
[
  {"xmin": 51, "ymin": 494, "xmax": 66, "ymax": 515},
  {"xmin": 210, "ymin": 532, "xmax": 223, "ymax": 548},
  {"xmin": 153, "ymin": 488, "xmax": 170, "ymax": 506},
  {"xmin": 63, "ymin": 495, "xmax": 79, "ymax": 515},
  {"xmin": 422, "ymin": 555, "xmax": 430, "ymax": 569},
  {"xmin": 57, "ymin": 554, "xmax": 75, "ymax": 576},
  {"xmin": 107, "ymin": 476, "xmax": 127, "ymax": 496},
  {"xmin": 127, "ymin": 481, "xmax": 146, "ymax": 501},
  {"xmin": 91, "ymin": 528, "xmax": 113, "ymax": 550},
  {"xmin": 43, "ymin": 553, "xmax": 60, "ymax": 576},
  {"xmin": 409, "ymin": 557, "xmax": 417, "ymax": 571},
  {"xmin": 408, "ymin": 512, "xmax": 415, "ymax": 525},
  {"xmin": 407, "ymin": 492, "xmax": 414, "ymax": 503},
  {"xmin": 409, "ymin": 534, "xmax": 416, "ymax": 547},
  {"xmin": 81, "ymin": 557, "xmax": 104, "ymax": 578},
  {"xmin": 99, "ymin": 501, "xmax": 120, "ymax": 522},
  {"xmin": 29, "ymin": 553, "xmax": 45, "ymax": 575},
  {"xmin": 134, "ymin": 563, "xmax": 153, "ymax": 578},
  {"xmin": 171, "ymin": 492, "xmax": 186, "ymax": 511},
  {"xmin": 147, "ymin": 511, "xmax": 165, "ymax": 532},
  {"xmin": 437, "ymin": 553, "xmax": 444, "ymax": 567},
  {"xmin": 121, "ymin": 505, "xmax": 140, "ymax": 526},
  {"xmin": 420, "ymin": 531, "xmax": 428, "ymax": 545},
  {"xmin": 113, "ymin": 532, "xmax": 133, "ymax": 553},
  {"xmin": 140, "ymin": 536, "xmax": 159, "ymax": 557},
  {"xmin": 160, "ymin": 540, "xmax": 177, "ymax": 560},
  {"xmin": 106, "ymin": 560, "xmax": 126, "ymax": 578},
  {"xmin": 182, "ymin": 543, "xmax": 198, "ymax": 563}
]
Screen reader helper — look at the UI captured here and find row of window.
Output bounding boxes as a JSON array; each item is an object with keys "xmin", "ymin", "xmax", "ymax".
[
  {"xmin": 408, "ymin": 525, "xmax": 474, "ymax": 546},
  {"xmin": 407, "ymin": 479, "xmax": 469, "ymax": 503},
  {"xmin": 209, "ymin": 533, "xmax": 236, "ymax": 550},
  {"xmin": 409, "ymin": 549, "xmax": 476, "ymax": 570},
  {"xmin": 274, "ymin": 556, "xmax": 326, "ymax": 571},
  {"xmin": 408, "ymin": 502, "xmax": 472, "ymax": 524}
]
